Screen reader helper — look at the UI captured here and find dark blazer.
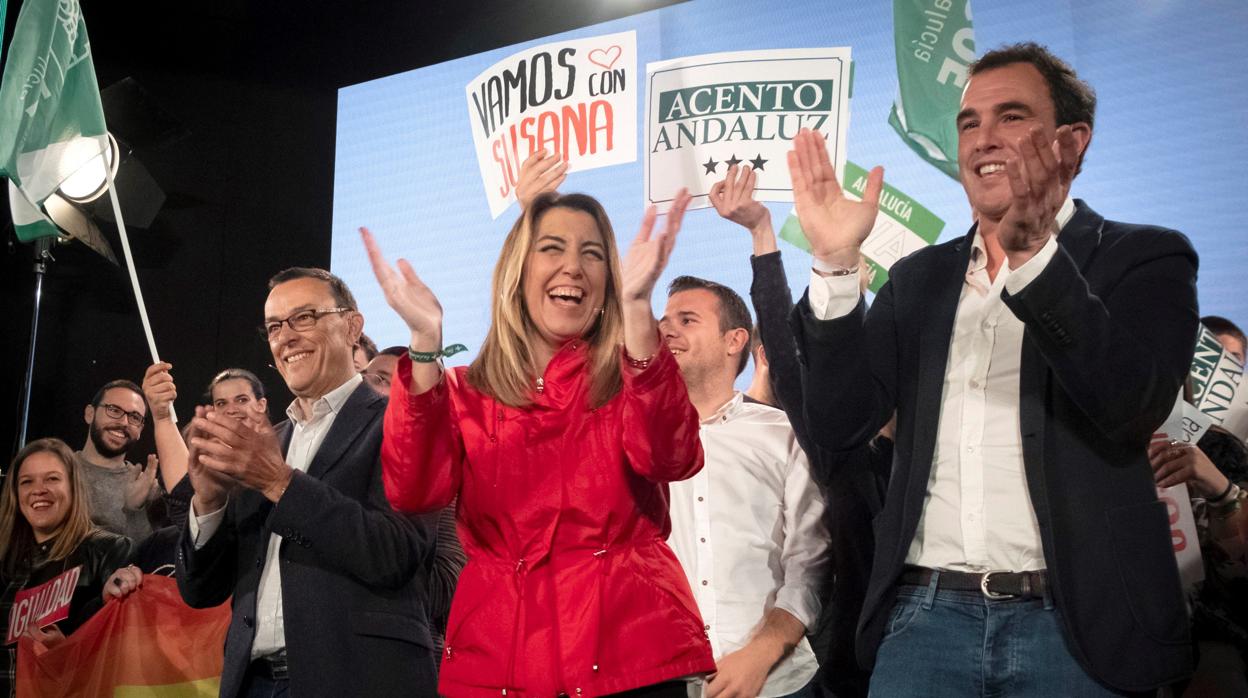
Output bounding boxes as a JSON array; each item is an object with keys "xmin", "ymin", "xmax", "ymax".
[
  {"xmin": 176, "ymin": 382, "xmax": 437, "ymax": 698},
  {"xmin": 750, "ymin": 251, "xmax": 888, "ymax": 698},
  {"xmin": 793, "ymin": 201, "xmax": 1198, "ymax": 692}
]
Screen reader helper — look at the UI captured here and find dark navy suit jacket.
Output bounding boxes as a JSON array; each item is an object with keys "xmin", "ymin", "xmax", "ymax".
[
  {"xmin": 177, "ymin": 383, "xmax": 437, "ymax": 698},
  {"xmin": 794, "ymin": 201, "xmax": 1198, "ymax": 691}
]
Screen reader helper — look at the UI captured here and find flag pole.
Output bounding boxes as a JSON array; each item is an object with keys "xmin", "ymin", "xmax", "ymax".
[
  {"xmin": 16, "ymin": 235, "xmax": 51, "ymax": 450},
  {"xmin": 102, "ymin": 161, "xmax": 177, "ymax": 424}
]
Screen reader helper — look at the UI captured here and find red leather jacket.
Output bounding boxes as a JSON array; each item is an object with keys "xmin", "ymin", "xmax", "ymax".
[{"xmin": 382, "ymin": 340, "xmax": 714, "ymax": 697}]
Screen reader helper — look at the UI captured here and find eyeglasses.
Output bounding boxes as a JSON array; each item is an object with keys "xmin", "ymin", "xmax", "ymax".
[
  {"xmin": 261, "ymin": 307, "xmax": 351, "ymax": 340},
  {"xmin": 97, "ymin": 403, "xmax": 146, "ymax": 428}
]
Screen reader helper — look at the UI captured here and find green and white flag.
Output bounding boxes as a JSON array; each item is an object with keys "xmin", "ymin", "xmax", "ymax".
[
  {"xmin": 887, "ymin": 0, "xmax": 975, "ymax": 180},
  {"xmin": 779, "ymin": 161, "xmax": 945, "ymax": 293},
  {"xmin": 0, "ymin": 0, "xmax": 109, "ymax": 242}
]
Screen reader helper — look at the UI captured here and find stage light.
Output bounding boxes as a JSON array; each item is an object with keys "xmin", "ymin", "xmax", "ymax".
[{"xmin": 57, "ymin": 132, "xmax": 120, "ymax": 203}]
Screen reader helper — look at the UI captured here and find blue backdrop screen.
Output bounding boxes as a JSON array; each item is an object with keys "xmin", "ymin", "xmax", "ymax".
[{"xmin": 332, "ymin": 0, "xmax": 1248, "ymax": 386}]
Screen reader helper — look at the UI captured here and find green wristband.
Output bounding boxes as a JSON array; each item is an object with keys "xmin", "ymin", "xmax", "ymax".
[{"xmin": 408, "ymin": 343, "xmax": 468, "ymax": 363}]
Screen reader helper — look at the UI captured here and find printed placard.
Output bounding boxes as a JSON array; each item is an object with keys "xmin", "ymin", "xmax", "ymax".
[
  {"xmin": 1154, "ymin": 400, "xmax": 1207, "ymax": 589},
  {"xmin": 1158, "ymin": 392, "xmax": 1216, "ymax": 447},
  {"xmin": 6, "ymin": 565, "xmax": 81, "ymax": 645},
  {"xmin": 644, "ymin": 48, "xmax": 852, "ymax": 213},
  {"xmin": 1189, "ymin": 324, "xmax": 1248, "ymax": 440},
  {"xmin": 466, "ymin": 30, "xmax": 638, "ymax": 219},
  {"xmin": 1157, "ymin": 484, "xmax": 1205, "ymax": 589},
  {"xmin": 778, "ymin": 161, "xmax": 944, "ymax": 291}
]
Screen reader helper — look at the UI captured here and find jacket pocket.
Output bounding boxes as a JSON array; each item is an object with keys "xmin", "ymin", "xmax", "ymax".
[
  {"xmin": 1105, "ymin": 499, "xmax": 1189, "ymax": 644},
  {"xmin": 351, "ymin": 610, "xmax": 434, "ymax": 649}
]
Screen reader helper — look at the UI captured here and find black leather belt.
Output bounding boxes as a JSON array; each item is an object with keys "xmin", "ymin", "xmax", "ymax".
[
  {"xmin": 248, "ymin": 651, "xmax": 289, "ymax": 681},
  {"xmin": 898, "ymin": 566, "xmax": 1048, "ymax": 600}
]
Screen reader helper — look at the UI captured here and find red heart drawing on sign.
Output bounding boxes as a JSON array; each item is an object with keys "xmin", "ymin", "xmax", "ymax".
[{"xmin": 588, "ymin": 45, "xmax": 623, "ymax": 70}]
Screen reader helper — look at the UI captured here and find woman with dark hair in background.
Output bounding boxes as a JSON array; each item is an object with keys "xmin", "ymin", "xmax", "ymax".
[
  {"xmin": 140, "ymin": 364, "xmax": 268, "ymax": 531},
  {"xmin": 0, "ymin": 438, "xmax": 131, "ymax": 698},
  {"xmin": 1151, "ymin": 426, "xmax": 1248, "ymax": 696},
  {"xmin": 362, "ymin": 185, "xmax": 715, "ymax": 697},
  {"xmin": 128, "ymin": 365, "xmax": 268, "ymax": 576}
]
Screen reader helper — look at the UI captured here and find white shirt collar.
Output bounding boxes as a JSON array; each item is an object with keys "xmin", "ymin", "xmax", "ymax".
[
  {"xmin": 1054, "ymin": 196, "xmax": 1077, "ymax": 234},
  {"xmin": 286, "ymin": 372, "xmax": 362, "ymax": 426},
  {"xmin": 700, "ymin": 391, "xmax": 744, "ymax": 426},
  {"xmin": 968, "ymin": 196, "xmax": 1076, "ymax": 274}
]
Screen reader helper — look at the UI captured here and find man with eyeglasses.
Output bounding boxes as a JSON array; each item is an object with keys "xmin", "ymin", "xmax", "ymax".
[
  {"xmin": 75, "ymin": 379, "xmax": 160, "ymax": 542},
  {"xmin": 176, "ymin": 267, "xmax": 437, "ymax": 698}
]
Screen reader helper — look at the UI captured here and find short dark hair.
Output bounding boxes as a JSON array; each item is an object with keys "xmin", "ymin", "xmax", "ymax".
[
  {"xmin": 90, "ymin": 379, "xmax": 147, "ymax": 414},
  {"xmin": 749, "ymin": 323, "xmax": 764, "ymax": 355},
  {"xmin": 1199, "ymin": 426, "xmax": 1248, "ymax": 484},
  {"xmin": 1203, "ymin": 315, "xmax": 1246, "ymax": 348},
  {"xmin": 668, "ymin": 275, "xmax": 752, "ymax": 376},
  {"xmin": 268, "ymin": 267, "xmax": 358, "ymax": 310},
  {"xmin": 969, "ymin": 42, "xmax": 1097, "ymax": 174},
  {"xmin": 205, "ymin": 368, "xmax": 266, "ymax": 401},
  {"xmin": 379, "ymin": 345, "xmax": 407, "ymax": 358},
  {"xmin": 355, "ymin": 334, "xmax": 378, "ymax": 361}
]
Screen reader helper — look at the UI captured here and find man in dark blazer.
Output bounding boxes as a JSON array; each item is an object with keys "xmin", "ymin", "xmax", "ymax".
[
  {"xmin": 709, "ymin": 165, "xmax": 891, "ymax": 698},
  {"xmin": 177, "ymin": 267, "xmax": 437, "ymax": 698},
  {"xmin": 787, "ymin": 44, "xmax": 1197, "ymax": 695}
]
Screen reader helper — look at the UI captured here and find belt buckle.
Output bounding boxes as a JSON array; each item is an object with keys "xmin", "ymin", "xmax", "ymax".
[
  {"xmin": 980, "ymin": 571, "xmax": 1011, "ymax": 600},
  {"xmin": 267, "ymin": 654, "xmax": 289, "ymax": 681}
]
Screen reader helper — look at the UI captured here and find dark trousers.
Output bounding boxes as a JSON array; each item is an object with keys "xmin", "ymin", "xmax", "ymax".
[
  {"xmin": 605, "ymin": 681, "xmax": 689, "ymax": 698},
  {"xmin": 240, "ymin": 668, "xmax": 289, "ymax": 698}
]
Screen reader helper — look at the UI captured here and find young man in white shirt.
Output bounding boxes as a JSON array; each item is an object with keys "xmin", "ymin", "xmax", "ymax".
[{"xmin": 661, "ymin": 275, "xmax": 830, "ymax": 698}]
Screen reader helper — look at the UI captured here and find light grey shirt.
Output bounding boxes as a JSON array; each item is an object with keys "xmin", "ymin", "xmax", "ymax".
[{"xmin": 75, "ymin": 451, "xmax": 156, "ymax": 542}]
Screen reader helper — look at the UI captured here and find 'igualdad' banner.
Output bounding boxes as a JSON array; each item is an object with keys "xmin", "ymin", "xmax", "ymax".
[
  {"xmin": 6, "ymin": 566, "xmax": 80, "ymax": 645},
  {"xmin": 466, "ymin": 30, "xmax": 637, "ymax": 219},
  {"xmin": 644, "ymin": 48, "xmax": 851, "ymax": 213}
]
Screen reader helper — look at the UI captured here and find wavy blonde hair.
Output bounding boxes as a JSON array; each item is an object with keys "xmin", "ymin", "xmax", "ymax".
[
  {"xmin": 468, "ymin": 192, "xmax": 624, "ymax": 408},
  {"xmin": 0, "ymin": 438, "xmax": 98, "ymax": 576}
]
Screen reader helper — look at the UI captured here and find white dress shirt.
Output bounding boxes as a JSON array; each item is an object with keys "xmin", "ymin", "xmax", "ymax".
[
  {"xmin": 668, "ymin": 392, "xmax": 830, "ymax": 696},
  {"xmin": 808, "ymin": 199, "xmax": 1074, "ymax": 573},
  {"xmin": 189, "ymin": 372, "xmax": 362, "ymax": 659}
]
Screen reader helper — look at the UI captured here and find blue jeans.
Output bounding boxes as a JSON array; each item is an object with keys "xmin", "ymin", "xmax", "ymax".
[{"xmin": 868, "ymin": 572, "xmax": 1137, "ymax": 697}]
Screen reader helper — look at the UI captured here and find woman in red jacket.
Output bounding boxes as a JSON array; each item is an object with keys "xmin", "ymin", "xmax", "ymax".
[{"xmin": 361, "ymin": 188, "xmax": 713, "ymax": 697}]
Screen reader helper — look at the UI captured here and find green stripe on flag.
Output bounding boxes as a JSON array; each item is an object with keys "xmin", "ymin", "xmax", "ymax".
[
  {"xmin": 0, "ymin": 0, "xmax": 109, "ymax": 242},
  {"xmin": 888, "ymin": 0, "xmax": 975, "ymax": 180},
  {"xmin": 0, "ymin": 0, "xmax": 9, "ymax": 68}
]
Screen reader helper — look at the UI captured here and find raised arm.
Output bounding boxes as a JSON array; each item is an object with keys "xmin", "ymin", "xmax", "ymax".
[
  {"xmin": 361, "ymin": 226, "xmax": 464, "ymax": 512},
  {"xmin": 142, "ymin": 362, "xmax": 189, "ymax": 491},
  {"xmin": 709, "ymin": 164, "xmax": 809, "ymax": 435},
  {"xmin": 784, "ymin": 129, "xmax": 892, "ymax": 452},
  {"xmin": 994, "ymin": 126, "xmax": 1198, "ymax": 445},
  {"xmin": 381, "ymin": 358, "xmax": 464, "ymax": 512},
  {"xmin": 620, "ymin": 189, "xmax": 691, "ymax": 362},
  {"xmin": 619, "ymin": 344, "xmax": 703, "ymax": 482},
  {"xmin": 618, "ymin": 189, "xmax": 703, "ymax": 481}
]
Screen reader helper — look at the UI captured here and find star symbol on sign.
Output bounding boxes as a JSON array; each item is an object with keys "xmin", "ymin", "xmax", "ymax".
[
  {"xmin": 725, "ymin": 154, "xmax": 742, "ymax": 168},
  {"xmin": 702, "ymin": 157, "xmax": 719, "ymax": 175},
  {"xmin": 750, "ymin": 154, "xmax": 768, "ymax": 171}
]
